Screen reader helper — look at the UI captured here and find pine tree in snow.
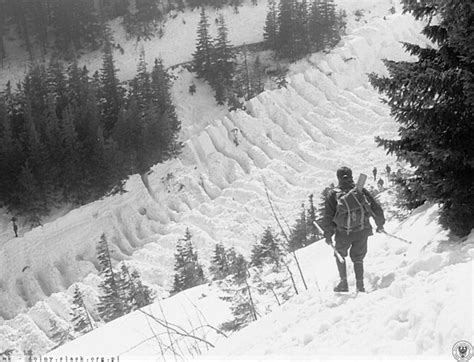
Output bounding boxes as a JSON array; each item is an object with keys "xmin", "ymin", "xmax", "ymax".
[
  {"xmin": 263, "ymin": 0, "xmax": 279, "ymax": 50},
  {"xmin": 277, "ymin": 0, "xmax": 297, "ymax": 59},
  {"xmin": 99, "ymin": 28, "xmax": 123, "ymax": 138},
  {"xmin": 130, "ymin": 269, "xmax": 154, "ymax": 308},
  {"xmin": 369, "ymin": 0, "xmax": 474, "ymax": 237},
  {"xmin": 288, "ymin": 205, "xmax": 308, "ymax": 251},
  {"xmin": 192, "ymin": 7, "xmax": 213, "ymax": 81},
  {"xmin": 70, "ymin": 284, "xmax": 94, "ymax": 334},
  {"xmin": 209, "ymin": 242, "xmax": 231, "ymax": 280},
  {"xmin": 212, "ymin": 14, "xmax": 235, "ymax": 105},
  {"xmin": 171, "ymin": 228, "xmax": 206, "ymax": 294},
  {"xmin": 251, "ymin": 227, "xmax": 282, "ymax": 269},
  {"xmin": 219, "ymin": 257, "xmax": 257, "ymax": 332},
  {"xmin": 96, "ymin": 234, "xmax": 125, "ymax": 322}
]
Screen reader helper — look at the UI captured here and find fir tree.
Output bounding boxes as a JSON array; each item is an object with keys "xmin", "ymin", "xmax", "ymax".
[
  {"xmin": 369, "ymin": 0, "xmax": 474, "ymax": 237},
  {"xmin": 251, "ymin": 227, "xmax": 282, "ymax": 268},
  {"xmin": 130, "ymin": 269, "xmax": 154, "ymax": 308},
  {"xmin": 293, "ymin": 0, "xmax": 310, "ymax": 57},
  {"xmin": 171, "ymin": 228, "xmax": 206, "ymax": 294},
  {"xmin": 212, "ymin": 14, "xmax": 235, "ymax": 104},
  {"xmin": 96, "ymin": 234, "xmax": 125, "ymax": 322},
  {"xmin": 118, "ymin": 263, "xmax": 134, "ymax": 314},
  {"xmin": 99, "ymin": 28, "xmax": 123, "ymax": 138},
  {"xmin": 192, "ymin": 7, "xmax": 213, "ymax": 81},
  {"xmin": 70, "ymin": 284, "xmax": 94, "ymax": 334},
  {"xmin": 263, "ymin": 0, "xmax": 279, "ymax": 50},
  {"xmin": 288, "ymin": 205, "xmax": 308, "ymax": 251},
  {"xmin": 209, "ymin": 242, "xmax": 231, "ymax": 280},
  {"xmin": 277, "ymin": 0, "xmax": 297, "ymax": 59}
]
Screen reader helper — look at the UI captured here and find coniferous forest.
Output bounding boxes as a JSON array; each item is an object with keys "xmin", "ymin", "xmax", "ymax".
[
  {"xmin": 0, "ymin": 32, "xmax": 181, "ymax": 223},
  {"xmin": 0, "ymin": 0, "xmax": 262, "ymax": 60}
]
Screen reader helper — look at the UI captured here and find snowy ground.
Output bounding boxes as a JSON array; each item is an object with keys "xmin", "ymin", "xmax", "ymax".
[
  {"xmin": 46, "ymin": 201, "xmax": 473, "ymax": 360},
  {"xmin": 1, "ymin": 0, "xmax": 472, "ymax": 359}
]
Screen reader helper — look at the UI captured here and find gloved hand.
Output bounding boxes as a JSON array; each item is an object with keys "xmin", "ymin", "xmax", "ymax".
[
  {"xmin": 376, "ymin": 226, "xmax": 385, "ymax": 233},
  {"xmin": 325, "ymin": 237, "xmax": 333, "ymax": 245}
]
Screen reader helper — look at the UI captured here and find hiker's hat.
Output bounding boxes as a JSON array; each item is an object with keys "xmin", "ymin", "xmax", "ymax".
[{"xmin": 337, "ymin": 166, "xmax": 352, "ymax": 180}]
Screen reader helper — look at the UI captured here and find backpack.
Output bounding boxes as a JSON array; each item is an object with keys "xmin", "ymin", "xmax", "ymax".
[{"xmin": 333, "ymin": 188, "xmax": 370, "ymax": 234}]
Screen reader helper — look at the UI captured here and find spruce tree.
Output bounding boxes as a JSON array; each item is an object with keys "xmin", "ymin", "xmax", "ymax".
[
  {"xmin": 293, "ymin": 0, "xmax": 310, "ymax": 57},
  {"xmin": 192, "ymin": 7, "xmax": 213, "ymax": 81},
  {"xmin": 99, "ymin": 28, "xmax": 123, "ymax": 138},
  {"xmin": 212, "ymin": 14, "xmax": 235, "ymax": 104},
  {"xmin": 171, "ymin": 228, "xmax": 206, "ymax": 294},
  {"xmin": 209, "ymin": 242, "xmax": 231, "ymax": 280},
  {"xmin": 251, "ymin": 227, "xmax": 282, "ymax": 268},
  {"xmin": 369, "ymin": 0, "xmax": 474, "ymax": 237},
  {"xmin": 97, "ymin": 234, "xmax": 125, "ymax": 322},
  {"xmin": 277, "ymin": 0, "xmax": 297, "ymax": 59},
  {"xmin": 130, "ymin": 269, "xmax": 154, "ymax": 308},
  {"xmin": 118, "ymin": 263, "xmax": 134, "ymax": 314},
  {"xmin": 263, "ymin": 0, "xmax": 279, "ymax": 50},
  {"xmin": 70, "ymin": 284, "xmax": 94, "ymax": 334},
  {"xmin": 288, "ymin": 205, "xmax": 308, "ymax": 251}
]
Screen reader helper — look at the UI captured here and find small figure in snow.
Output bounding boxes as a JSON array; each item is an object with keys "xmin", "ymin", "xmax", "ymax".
[
  {"xmin": 372, "ymin": 167, "xmax": 377, "ymax": 181},
  {"xmin": 231, "ymin": 128, "xmax": 240, "ymax": 146},
  {"xmin": 320, "ymin": 167, "xmax": 385, "ymax": 293},
  {"xmin": 11, "ymin": 217, "xmax": 18, "ymax": 237},
  {"xmin": 377, "ymin": 178, "xmax": 384, "ymax": 191}
]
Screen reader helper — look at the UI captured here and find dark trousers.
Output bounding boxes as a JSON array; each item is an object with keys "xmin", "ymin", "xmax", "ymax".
[{"xmin": 334, "ymin": 232, "xmax": 368, "ymax": 263}]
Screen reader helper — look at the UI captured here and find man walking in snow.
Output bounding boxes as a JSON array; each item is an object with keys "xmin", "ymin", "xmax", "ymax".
[
  {"xmin": 11, "ymin": 217, "xmax": 18, "ymax": 237},
  {"xmin": 321, "ymin": 167, "xmax": 385, "ymax": 292},
  {"xmin": 372, "ymin": 167, "xmax": 377, "ymax": 181}
]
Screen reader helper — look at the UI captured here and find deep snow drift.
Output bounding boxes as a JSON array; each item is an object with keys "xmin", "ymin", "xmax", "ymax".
[{"xmin": 2, "ymin": 0, "xmax": 471, "ymax": 359}]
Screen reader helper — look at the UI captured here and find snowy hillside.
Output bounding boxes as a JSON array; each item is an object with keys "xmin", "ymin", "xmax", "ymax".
[
  {"xmin": 3, "ymin": 0, "xmax": 471, "ymax": 358},
  {"xmin": 46, "ymin": 202, "xmax": 474, "ymax": 359}
]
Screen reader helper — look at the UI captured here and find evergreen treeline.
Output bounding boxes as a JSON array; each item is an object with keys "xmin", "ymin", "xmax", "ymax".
[
  {"xmin": 264, "ymin": 0, "xmax": 346, "ymax": 60},
  {"xmin": 0, "ymin": 38, "xmax": 181, "ymax": 223},
  {"xmin": 369, "ymin": 0, "xmax": 474, "ymax": 237},
  {"xmin": 192, "ymin": 9, "xmax": 265, "ymax": 107},
  {"xmin": 0, "ymin": 0, "xmax": 260, "ymax": 58},
  {"xmin": 0, "ymin": 0, "xmax": 109, "ymax": 59}
]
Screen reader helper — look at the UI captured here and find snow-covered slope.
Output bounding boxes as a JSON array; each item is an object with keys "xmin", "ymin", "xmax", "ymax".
[
  {"xmin": 1, "ymin": 0, "xmax": 456, "ymax": 357},
  {"xmin": 45, "ymin": 202, "xmax": 474, "ymax": 360}
]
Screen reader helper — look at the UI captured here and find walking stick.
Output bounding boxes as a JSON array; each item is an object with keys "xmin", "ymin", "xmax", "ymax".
[
  {"xmin": 382, "ymin": 231, "xmax": 413, "ymax": 244},
  {"xmin": 312, "ymin": 221, "xmax": 345, "ymax": 263}
]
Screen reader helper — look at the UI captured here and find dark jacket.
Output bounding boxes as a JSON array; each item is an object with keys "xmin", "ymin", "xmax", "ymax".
[{"xmin": 321, "ymin": 185, "xmax": 385, "ymax": 242}]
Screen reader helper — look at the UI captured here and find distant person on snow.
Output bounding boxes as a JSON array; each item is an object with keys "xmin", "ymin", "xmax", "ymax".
[
  {"xmin": 372, "ymin": 167, "xmax": 377, "ymax": 181},
  {"xmin": 377, "ymin": 178, "xmax": 384, "ymax": 191},
  {"xmin": 321, "ymin": 167, "xmax": 385, "ymax": 292},
  {"xmin": 11, "ymin": 217, "xmax": 18, "ymax": 237},
  {"xmin": 386, "ymin": 164, "xmax": 391, "ymax": 181}
]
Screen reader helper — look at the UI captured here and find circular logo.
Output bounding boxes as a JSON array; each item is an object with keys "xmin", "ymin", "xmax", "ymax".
[{"xmin": 453, "ymin": 340, "xmax": 473, "ymax": 361}]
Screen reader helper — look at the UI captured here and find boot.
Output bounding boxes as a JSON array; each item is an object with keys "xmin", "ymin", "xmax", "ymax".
[
  {"xmin": 334, "ymin": 258, "xmax": 348, "ymax": 292},
  {"xmin": 354, "ymin": 261, "xmax": 365, "ymax": 292},
  {"xmin": 334, "ymin": 278, "xmax": 348, "ymax": 292}
]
